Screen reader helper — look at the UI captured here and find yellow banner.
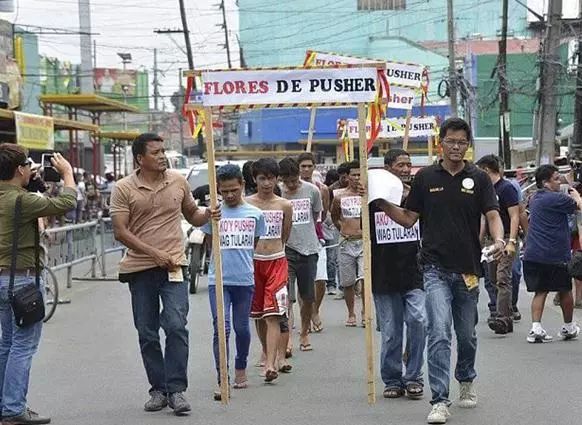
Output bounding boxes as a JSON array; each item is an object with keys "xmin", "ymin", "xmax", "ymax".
[{"xmin": 14, "ymin": 112, "xmax": 54, "ymax": 150}]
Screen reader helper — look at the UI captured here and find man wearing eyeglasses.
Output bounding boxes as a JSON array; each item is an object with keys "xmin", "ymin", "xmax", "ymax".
[
  {"xmin": 379, "ymin": 118, "xmax": 505, "ymax": 424},
  {"xmin": 0, "ymin": 144, "xmax": 76, "ymax": 425}
]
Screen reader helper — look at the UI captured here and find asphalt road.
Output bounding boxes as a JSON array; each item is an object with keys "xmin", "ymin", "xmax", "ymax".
[{"xmin": 28, "ymin": 263, "xmax": 582, "ymax": 425}]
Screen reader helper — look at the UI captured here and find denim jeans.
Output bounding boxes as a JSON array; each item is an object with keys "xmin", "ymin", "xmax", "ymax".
[
  {"xmin": 374, "ymin": 289, "xmax": 426, "ymax": 389},
  {"xmin": 208, "ymin": 285, "xmax": 254, "ymax": 383},
  {"xmin": 128, "ymin": 268, "xmax": 189, "ymax": 394},
  {"xmin": 423, "ymin": 265, "xmax": 479, "ymax": 405},
  {"xmin": 0, "ymin": 275, "xmax": 43, "ymax": 417}
]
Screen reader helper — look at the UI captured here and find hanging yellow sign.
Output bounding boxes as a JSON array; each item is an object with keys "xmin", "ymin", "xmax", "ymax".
[{"xmin": 14, "ymin": 112, "xmax": 54, "ymax": 150}]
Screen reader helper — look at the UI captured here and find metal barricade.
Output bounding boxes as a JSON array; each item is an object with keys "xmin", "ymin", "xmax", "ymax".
[{"xmin": 43, "ymin": 217, "xmax": 125, "ymax": 287}]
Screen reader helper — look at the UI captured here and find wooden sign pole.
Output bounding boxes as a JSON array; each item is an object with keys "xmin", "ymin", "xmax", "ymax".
[
  {"xmin": 357, "ymin": 103, "xmax": 376, "ymax": 405},
  {"xmin": 428, "ymin": 135, "xmax": 434, "ymax": 163},
  {"xmin": 203, "ymin": 107, "xmax": 229, "ymax": 404},
  {"xmin": 402, "ymin": 109, "xmax": 412, "ymax": 151},
  {"xmin": 306, "ymin": 107, "xmax": 317, "ymax": 152}
]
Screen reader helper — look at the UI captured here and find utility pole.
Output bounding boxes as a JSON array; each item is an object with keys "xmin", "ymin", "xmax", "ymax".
[
  {"xmin": 78, "ymin": 0, "xmax": 94, "ymax": 93},
  {"xmin": 153, "ymin": 48, "xmax": 160, "ymax": 111},
  {"xmin": 447, "ymin": 0, "xmax": 458, "ymax": 117},
  {"xmin": 499, "ymin": 0, "xmax": 511, "ymax": 168},
  {"xmin": 178, "ymin": 0, "xmax": 194, "ymax": 70},
  {"xmin": 536, "ymin": 0, "xmax": 562, "ymax": 165},
  {"xmin": 219, "ymin": 0, "xmax": 232, "ymax": 68},
  {"xmin": 572, "ymin": 0, "xmax": 582, "ymax": 159},
  {"xmin": 93, "ymin": 40, "xmax": 97, "ymax": 68}
]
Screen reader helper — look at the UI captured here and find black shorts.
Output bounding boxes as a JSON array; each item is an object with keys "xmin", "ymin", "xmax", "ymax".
[
  {"xmin": 523, "ymin": 261, "xmax": 571, "ymax": 293},
  {"xmin": 285, "ymin": 247, "xmax": 318, "ymax": 303}
]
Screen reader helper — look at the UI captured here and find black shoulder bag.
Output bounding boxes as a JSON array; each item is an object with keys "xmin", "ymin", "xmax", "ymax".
[{"xmin": 9, "ymin": 195, "xmax": 45, "ymax": 327}]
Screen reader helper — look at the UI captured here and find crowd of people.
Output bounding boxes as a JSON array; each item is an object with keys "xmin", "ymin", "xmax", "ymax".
[{"xmin": 3, "ymin": 117, "xmax": 582, "ymax": 424}]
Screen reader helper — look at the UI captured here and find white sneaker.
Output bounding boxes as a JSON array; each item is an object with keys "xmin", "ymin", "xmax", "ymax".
[
  {"xmin": 527, "ymin": 328, "xmax": 553, "ymax": 343},
  {"xmin": 458, "ymin": 381, "xmax": 477, "ymax": 408},
  {"xmin": 559, "ymin": 324, "xmax": 580, "ymax": 341},
  {"xmin": 427, "ymin": 403, "xmax": 450, "ymax": 424}
]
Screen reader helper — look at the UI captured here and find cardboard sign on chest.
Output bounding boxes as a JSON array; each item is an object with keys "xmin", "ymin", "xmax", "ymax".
[
  {"xmin": 219, "ymin": 218, "xmax": 256, "ymax": 249},
  {"xmin": 341, "ymin": 196, "xmax": 361, "ymax": 219},
  {"xmin": 261, "ymin": 210, "xmax": 283, "ymax": 240}
]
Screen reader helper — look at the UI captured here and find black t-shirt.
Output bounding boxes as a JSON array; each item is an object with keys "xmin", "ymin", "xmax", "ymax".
[
  {"xmin": 405, "ymin": 161, "xmax": 499, "ymax": 276},
  {"xmin": 494, "ymin": 178, "xmax": 519, "ymax": 234},
  {"xmin": 370, "ymin": 199, "xmax": 422, "ymax": 294}
]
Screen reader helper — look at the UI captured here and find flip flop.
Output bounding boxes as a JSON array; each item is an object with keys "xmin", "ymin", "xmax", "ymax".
[
  {"xmin": 285, "ymin": 348, "xmax": 293, "ymax": 359},
  {"xmin": 405, "ymin": 382, "xmax": 424, "ymax": 400},
  {"xmin": 299, "ymin": 343, "xmax": 313, "ymax": 352},
  {"xmin": 264, "ymin": 369, "xmax": 279, "ymax": 383},
  {"xmin": 345, "ymin": 318, "xmax": 357, "ymax": 327},
  {"xmin": 383, "ymin": 387, "xmax": 405, "ymax": 399},
  {"xmin": 279, "ymin": 364, "xmax": 293, "ymax": 373},
  {"xmin": 233, "ymin": 381, "xmax": 248, "ymax": 389},
  {"xmin": 312, "ymin": 322, "xmax": 324, "ymax": 333}
]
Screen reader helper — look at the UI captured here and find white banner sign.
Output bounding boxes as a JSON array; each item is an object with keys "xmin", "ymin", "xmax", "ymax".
[
  {"xmin": 199, "ymin": 68, "xmax": 379, "ymax": 107},
  {"xmin": 307, "ymin": 51, "xmax": 424, "ymax": 89},
  {"xmin": 374, "ymin": 212, "xmax": 421, "ymax": 244},
  {"xmin": 218, "ymin": 218, "xmax": 256, "ymax": 250},
  {"xmin": 347, "ymin": 116, "xmax": 437, "ymax": 139}
]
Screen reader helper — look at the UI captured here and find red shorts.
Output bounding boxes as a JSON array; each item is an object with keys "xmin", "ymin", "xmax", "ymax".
[{"xmin": 251, "ymin": 256, "xmax": 288, "ymax": 319}]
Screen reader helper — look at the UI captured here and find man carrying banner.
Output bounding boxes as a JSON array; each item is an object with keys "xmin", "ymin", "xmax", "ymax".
[
  {"xmin": 297, "ymin": 152, "xmax": 329, "ymax": 332},
  {"xmin": 202, "ymin": 164, "xmax": 266, "ymax": 397},
  {"xmin": 331, "ymin": 160, "xmax": 364, "ymax": 327},
  {"xmin": 377, "ymin": 118, "xmax": 505, "ymax": 424},
  {"xmin": 246, "ymin": 158, "xmax": 293, "ymax": 380},
  {"xmin": 279, "ymin": 157, "xmax": 322, "ymax": 353},
  {"xmin": 371, "ymin": 149, "xmax": 425, "ymax": 400}
]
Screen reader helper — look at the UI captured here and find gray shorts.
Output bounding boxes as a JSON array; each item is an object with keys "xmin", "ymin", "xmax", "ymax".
[{"xmin": 339, "ymin": 238, "xmax": 364, "ymax": 288}]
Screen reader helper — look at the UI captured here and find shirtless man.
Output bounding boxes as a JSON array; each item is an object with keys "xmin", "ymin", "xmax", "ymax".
[
  {"xmin": 331, "ymin": 160, "xmax": 364, "ymax": 326},
  {"xmin": 298, "ymin": 152, "xmax": 330, "ymax": 332},
  {"xmin": 246, "ymin": 158, "xmax": 293, "ymax": 380}
]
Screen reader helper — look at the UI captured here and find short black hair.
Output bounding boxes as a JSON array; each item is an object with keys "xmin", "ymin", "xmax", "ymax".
[
  {"xmin": 439, "ymin": 117, "xmax": 472, "ymax": 142},
  {"xmin": 216, "ymin": 163, "xmax": 243, "ymax": 184},
  {"xmin": 279, "ymin": 157, "xmax": 300, "ymax": 178},
  {"xmin": 324, "ymin": 169, "xmax": 339, "ymax": 186},
  {"xmin": 337, "ymin": 162, "xmax": 350, "ymax": 175},
  {"xmin": 535, "ymin": 164, "xmax": 559, "ymax": 189},
  {"xmin": 384, "ymin": 149, "xmax": 410, "ymax": 166},
  {"xmin": 252, "ymin": 157, "xmax": 279, "ymax": 178},
  {"xmin": 242, "ymin": 160, "xmax": 255, "ymax": 186},
  {"xmin": 475, "ymin": 154, "xmax": 501, "ymax": 174},
  {"xmin": 132, "ymin": 133, "xmax": 164, "ymax": 164},
  {"xmin": 0, "ymin": 143, "xmax": 28, "ymax": 180},
  {"xmin": 346, "ymin": 160, "xmax": 360, "ymax": 173},
  {"xmin": 297, "ymin": 152, "xmax": 315, "ymax": 165}
]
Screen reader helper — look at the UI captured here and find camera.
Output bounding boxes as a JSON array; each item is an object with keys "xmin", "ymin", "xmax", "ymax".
[{"xmin": 41, "ymin": 153, "xmax": 60, "ymax": 182}]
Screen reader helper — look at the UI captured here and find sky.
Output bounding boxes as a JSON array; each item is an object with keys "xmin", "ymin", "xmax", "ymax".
[{"xmin": 2, "ymin": 0, "xmax": 240, "ymax": 109}]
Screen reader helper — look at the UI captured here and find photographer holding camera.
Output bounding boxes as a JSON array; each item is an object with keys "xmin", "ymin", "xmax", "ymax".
[{"xmin": 0, "ymin": 144, "xmax": 76, "ymax": 425}]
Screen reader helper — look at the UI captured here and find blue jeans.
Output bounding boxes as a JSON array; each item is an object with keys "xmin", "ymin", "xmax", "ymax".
[
  {"xmin": 208, "ymin": 285, "xmax": 254, "ymax": 383},
  {"xmin": 423, "ymin": 265, "xmax": 478, "ymax": 405},
  {"xmin": 128, "ymin": 268, "xmax": 189, "ymax": 394},
  {"xmin": 0, "ymin": 275, "xmax": 43, "ymax": 417},
  {"xmin": 374, "ymin": 289, "xmax": 426, "ymax": 389}
]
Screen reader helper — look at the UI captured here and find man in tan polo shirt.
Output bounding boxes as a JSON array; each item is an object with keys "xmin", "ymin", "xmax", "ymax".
[{"xmin": 110, "ymin": 133, "xmax": 218, "ymax": 416}]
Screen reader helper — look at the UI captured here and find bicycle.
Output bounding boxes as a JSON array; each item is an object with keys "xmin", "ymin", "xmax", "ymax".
[{"xmin": 42, "ymin": 266, "xmax": 59, "ymax": 323}]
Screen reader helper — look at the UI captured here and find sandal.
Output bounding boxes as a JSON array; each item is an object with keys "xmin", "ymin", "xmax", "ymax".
[
  {"xmin": 383, "ymin": 387, "xmax": 405, "ymax": 399},
  {"xmin": 233, "ymin": 381, "xmax": 248, "ymax": 389},
  {"xmin": 345, "ymin": 317, "xmax": 357, "ymax": 327},
  {"xmin": 285, "ymin": 348, "xmax": 293, "ymax": 359},
  {"xmin": 264, "ymin": 369, "xmax": 278, "ymax": 383},
  {"xmin": 405, "ymin": 382, "xmax": 424, "ymax": 400},
  {"xmin": 312, "ymin": 322, "xmax": 324, "ymax": 333},
  {"xmin": 279, "ymin": 364, "xmax": 293, "ymax": 373}
]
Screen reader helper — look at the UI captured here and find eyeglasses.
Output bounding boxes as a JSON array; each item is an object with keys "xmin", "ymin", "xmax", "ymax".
[{"xmin": 442, "ymin": 139, "xmax": 470, "ymax": 148}]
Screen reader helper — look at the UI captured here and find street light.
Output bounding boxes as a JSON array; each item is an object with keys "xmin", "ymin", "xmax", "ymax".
[{"xmin": 117, "ymin": 52, "xmax": 132, "ymax": 70}]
